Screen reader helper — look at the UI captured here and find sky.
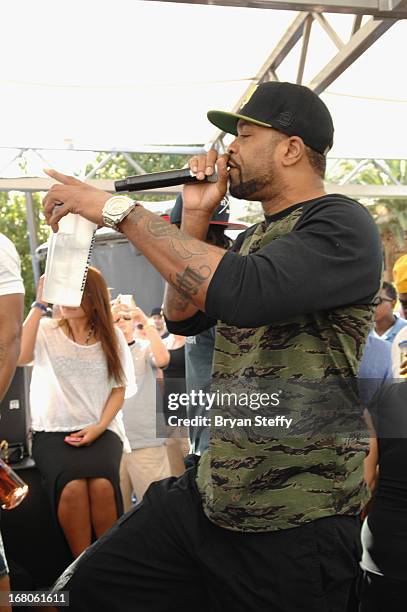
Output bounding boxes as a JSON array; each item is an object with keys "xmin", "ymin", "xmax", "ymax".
[{"xmin": 0, "ymin": 0, "xmax": 406, "ymax": 167}]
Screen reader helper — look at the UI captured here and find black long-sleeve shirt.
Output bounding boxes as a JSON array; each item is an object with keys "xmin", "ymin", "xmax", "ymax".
[{"xmin": 167, "ymin": 195, "xmax": 382, "ymax": 334}]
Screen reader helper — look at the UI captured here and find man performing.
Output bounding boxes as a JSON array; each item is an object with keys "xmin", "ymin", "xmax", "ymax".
[{"xmin": 43, "ymin": 82, "xmax": 382, "ymax": 612}]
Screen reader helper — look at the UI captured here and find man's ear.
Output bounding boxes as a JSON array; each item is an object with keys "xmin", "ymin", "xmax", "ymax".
[{"xmin": 280, "ymin": 136, "xmax": 305, "ymax": 168}]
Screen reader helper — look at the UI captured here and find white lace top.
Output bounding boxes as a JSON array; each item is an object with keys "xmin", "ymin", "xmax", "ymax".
[{"xmin": 30, "ymin": 318, "xmax": 135, "ymax": 451}]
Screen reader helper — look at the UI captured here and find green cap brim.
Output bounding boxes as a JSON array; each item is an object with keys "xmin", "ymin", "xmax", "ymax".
[{"xmin": 207, "ymin": 110, "xmax": 272, "ymax": 136}]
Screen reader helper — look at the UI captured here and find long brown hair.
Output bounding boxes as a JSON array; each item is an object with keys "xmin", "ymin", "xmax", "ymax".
[{"xmin": 59, "ymin": 267, "xmax": 126, "ymax": 385}]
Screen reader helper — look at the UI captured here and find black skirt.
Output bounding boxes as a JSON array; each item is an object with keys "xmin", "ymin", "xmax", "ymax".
[{"xmin": 32, "ymin": 429, "xmax": 124, "ymax": 519}]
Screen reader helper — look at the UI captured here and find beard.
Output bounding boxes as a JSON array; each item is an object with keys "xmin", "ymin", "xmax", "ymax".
[
  {"xmin": 229, "ymin": 178, "xmax": 266, "ymax": 200},
  {"xmin": 228, "ymin": 160, "xmax": 279, "ymax": 200}
]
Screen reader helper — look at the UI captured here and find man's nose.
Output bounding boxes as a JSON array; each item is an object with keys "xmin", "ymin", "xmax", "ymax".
[{"xmin": 227, "ymin": 138, "xmax": 239, "ymax": 155}]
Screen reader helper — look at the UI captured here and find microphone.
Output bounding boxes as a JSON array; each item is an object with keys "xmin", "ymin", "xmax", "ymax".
[{"xmin": 114, "ymin": 167, "xmax": 218, "ymax": 193}]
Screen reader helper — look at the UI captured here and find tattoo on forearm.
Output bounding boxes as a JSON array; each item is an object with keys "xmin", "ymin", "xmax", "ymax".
[
  {"xmin": 146, "ymin": 218, "xmax": 180, "ymax": 238},
  {"xmin": 146, "ymin": 218, "xmax": 207, "ymax": 260},
  {"xmin": 171, "ymin": 265, "xmax": 211, "ymax": 301},
  {"xmin": 126, "ymin": 206, "xmax": 148, "ymax": 225},
  {"xmin": 165, "ymin": 289, "xmax": 192, "ymax": 313},
  {"xmin": 126, "ymin": 208, "xmax": 213, "ymax": 306},
  {"xmin": 126, "ymin": 209, "xmax": 208, "ymax": 260},
  {"xmin": 170, "ymin": 240, "xmax": 207, "ymax": 260}
]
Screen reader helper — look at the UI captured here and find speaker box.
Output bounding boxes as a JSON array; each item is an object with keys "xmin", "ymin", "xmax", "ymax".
[
  {"xmin": 0, "ymin": 367, "xmax": 32, "ymax": 454},
  {"xmin": 1, "ymin": 459, "xmax": 73, "ymax": 590}
]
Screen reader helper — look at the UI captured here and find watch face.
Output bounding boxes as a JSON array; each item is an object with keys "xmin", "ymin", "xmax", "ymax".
[{"xmin": 108, "ymin": 200, "xmax": 129, "ymax": 215}]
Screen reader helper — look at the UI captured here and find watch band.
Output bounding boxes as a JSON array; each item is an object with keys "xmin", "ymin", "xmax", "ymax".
[
  {"xmin": 116, "ymin": 202, "xmax": 142, "ymax": 232},
  {"xmin": 31, "ymin": 301, "xmax": 48, "ymax": 314}
]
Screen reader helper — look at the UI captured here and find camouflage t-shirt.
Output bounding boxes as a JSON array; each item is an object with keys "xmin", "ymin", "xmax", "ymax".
[{"xmin": 167, "ymin": 195, "xmax": 383, "ymax": 532}]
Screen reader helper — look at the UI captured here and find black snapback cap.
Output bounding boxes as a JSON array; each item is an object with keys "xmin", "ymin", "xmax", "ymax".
[{"xmin": 207, "ymin": 81, "xmax": 334, "ymax": 155}]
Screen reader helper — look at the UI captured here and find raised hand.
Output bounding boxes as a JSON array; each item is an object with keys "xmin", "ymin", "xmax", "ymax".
[
  {"xmin": 182, "ymin": 150, "xmax": 229, "ymax": 218},
  {"xmin": 43, "ymin": 169, "xmax": 111, "ymax": 232},
  {"xmin": 36, "ymin": 274, "xmax": 48, "ymax": 306}
]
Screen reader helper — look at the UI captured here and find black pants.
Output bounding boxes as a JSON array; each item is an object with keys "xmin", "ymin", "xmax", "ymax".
[
  {"xmin": 360, "ymin": 571, "xmax": 407, "ymax": 611},
  {"xmin": 54, "ymin": 467, "xmax": 362, "ymax": 612}
]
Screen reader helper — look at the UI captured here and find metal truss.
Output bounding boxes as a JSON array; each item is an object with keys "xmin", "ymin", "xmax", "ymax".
[
  {"xmin": 3, "ymin": 0, "xmax": 406, "ymax": 287},
  {"xmin": 334, "ymin": 158, "xmax": 404, "ymax": 185},
  {"xmin": 160, "ymin": 0, "xmax": 407, "ymax": 17},
  {"xmin": 0, "ymin": 144, "xmax": 204, "ymax": 157},
  {"xmin": 0, "ymin": 177, "xmax": 177, "ymax": 194},
  {"xmin": 83, "ymin": 151, "xmax": 147, "ymax": 180},
  {"xmin": 1, "ymin": 175, "xmax": 405, "ymax": 196},
  {"xmin": 208, "ymin": 0, "xmax": 407, "ymax": 150},
  {"xmin": 0, "ymin": 145, "xmax": 205, "ymax": 181}
]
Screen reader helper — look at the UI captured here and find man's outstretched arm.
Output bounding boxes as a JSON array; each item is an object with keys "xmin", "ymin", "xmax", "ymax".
[{"xmin": 43, "ymin": 152, "xmax": 229, "ymax": 317}]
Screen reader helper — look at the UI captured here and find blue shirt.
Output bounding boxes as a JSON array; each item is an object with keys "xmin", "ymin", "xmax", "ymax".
[
  {"xmin": 185, "ymin": 327, "xmax": 215, "ymax": 454},
  {"xmin": 358, "ymin": 333, "xmax": 393, "ymax": 404},
  {"xmin": 375, "ymin": 316, "xmax": 407, "ymax": 344}
]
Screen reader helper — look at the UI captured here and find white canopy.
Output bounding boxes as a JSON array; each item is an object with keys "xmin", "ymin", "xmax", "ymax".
[{"xmin": 0, "ymin": 0, "xmax": 406, "ymax": 160}]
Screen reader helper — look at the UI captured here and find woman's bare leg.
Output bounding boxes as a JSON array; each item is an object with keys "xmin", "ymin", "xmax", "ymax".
[
  {"xmin": 57, "ymin": 479, "xmax": 92, "ymax": 558},
  {"xmin": 0, "ymin": 575, "xmax": 11, "ymax": 612},
  {"xmin": 87, "ymin": 478, "xmax": 117, "ymax": 538}
]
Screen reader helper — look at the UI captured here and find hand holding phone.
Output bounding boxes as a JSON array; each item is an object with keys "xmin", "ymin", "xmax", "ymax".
[
  {"xmin": 118, "ymin": 294, "xmax": 136, "ymax": 308},
  {"xmin": 64, "ymin": 436, "xmax": 82, "ymax": 443}
]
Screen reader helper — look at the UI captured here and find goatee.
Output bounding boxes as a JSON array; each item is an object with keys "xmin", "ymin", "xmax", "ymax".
[{"xmin": 229, "ymin": 179, "xmax": 266, "ymax": 200}]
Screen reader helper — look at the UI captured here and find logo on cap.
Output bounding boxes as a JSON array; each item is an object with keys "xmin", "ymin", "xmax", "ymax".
[
  {"xmin": 218, "ymin": 196, "xmax": 230, "ymax": 215},
  {"xmin": 276, "ymin": 111, "xmax": 294, "ymax": 127}
]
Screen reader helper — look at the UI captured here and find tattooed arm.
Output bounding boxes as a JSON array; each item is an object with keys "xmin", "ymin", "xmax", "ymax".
[
  {"xmin": 163, "ymin": 208, "xmax": 212, "ymax": 321},
  {"xmin": 43, "ymin": 153, "xmax": 229, "ymax": 319},
  {"xmin": 120, "ymin": 207, "xmax": 226, "ymax": 313}
]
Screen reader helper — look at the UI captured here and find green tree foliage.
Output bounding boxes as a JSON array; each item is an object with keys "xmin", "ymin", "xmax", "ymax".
[
  {"xmin": 328, "ymin": 159, "xmax": 407, "ymax": 250},
  {"xmin": 328, "ymin": 159, "xmax": 407, "ymax": 187},
  {"xmin": 0, "ymin": 192, "xmax": 49, "ymax": 312},
  {"xmin": 371, "ymin": 201, "xmax": 407, "ymax": 249}
]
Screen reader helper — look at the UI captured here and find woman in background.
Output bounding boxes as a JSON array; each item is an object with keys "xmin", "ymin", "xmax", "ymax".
[
  {"xmin": 18, "ymin": 267, "xmax": 133, "ymax": 558},
  {"xmin": 112, "ymin": 301, "xmax": 170, "ymax": 510}
]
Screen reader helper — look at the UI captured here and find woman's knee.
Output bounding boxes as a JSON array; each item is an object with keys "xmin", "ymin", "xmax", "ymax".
[
  {"xmin": 88, "ymin": 478, "xmax": 114, "ymax": 499},
  {"xmin": 59, "ymin": 479, "xmax": 88, "ymax": 505}
]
